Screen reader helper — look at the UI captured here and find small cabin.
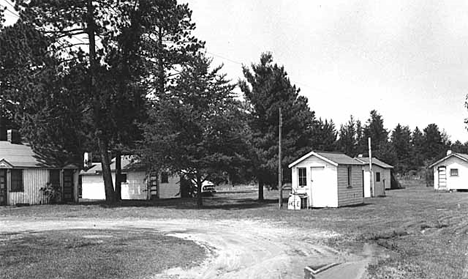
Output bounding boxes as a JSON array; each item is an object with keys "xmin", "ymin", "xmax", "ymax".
[
  {"xmin": 80, "ymin": 157, "xmax": 180, "ymax": 200},
  {"xmin": 289, "ymin": 151, "xmax": 364, "ymax": 208},
  {"xmin": 429, "ymin": 151, "xmax": 468, "ymax": 191},
  {"xmin": 0, "ymin": 130, "xmax": 79, "ymax": 206},
  {"xmin": 355, "ymin": 157, "xmax": 393, "ymax": 197}
]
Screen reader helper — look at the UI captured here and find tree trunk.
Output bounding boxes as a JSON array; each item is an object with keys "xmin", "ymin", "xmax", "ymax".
[
  {"xmin": 258, "ymin": 178, "xmax": 264, "ymax": 201},
  {"xmin": 114, "ymin": 150, "xmax": 122, "ymax": 201},
  {"xmin": 98, "ymin": 136, "xmax": 115, "ymax": 203},
  {"xmin": 196, "ymin": 176, "xmax": 203, "ymax": 208}
]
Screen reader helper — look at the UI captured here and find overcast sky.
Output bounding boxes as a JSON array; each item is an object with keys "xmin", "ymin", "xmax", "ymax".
[
  {"xmin": 185, "ymin": 0, "xmax": 468, "ymax": 142},
  {"xmin": 2, "ymin": 0, "xmax": 468, "ymax": 142}
]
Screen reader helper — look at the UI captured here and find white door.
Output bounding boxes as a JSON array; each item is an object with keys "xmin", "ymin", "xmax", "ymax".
[
  {"xmin": 438, "ymin": 166, "xmax": 447, "ymax": 189},
  {"xmin": 310, "ymin": 166, "xmax": 327, "ymax": 207}
]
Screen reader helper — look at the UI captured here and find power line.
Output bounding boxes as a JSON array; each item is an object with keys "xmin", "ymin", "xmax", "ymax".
[
  {"xmin": 3, "ymin": 7, "xmax": 19, "ymax": 18},
  {"xmin": 206, "ymin": 51, "xmax": 243, "ymax": 66}
]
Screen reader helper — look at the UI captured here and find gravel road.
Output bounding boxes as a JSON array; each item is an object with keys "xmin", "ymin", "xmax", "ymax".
[{"xmin": 0, "ymin": 218, "xmax": 376, "ymax": 279}]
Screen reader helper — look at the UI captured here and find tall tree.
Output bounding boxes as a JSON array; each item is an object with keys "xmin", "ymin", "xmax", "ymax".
[
  {"xmin": 363, "ymin": 110, "xmax": 388, "ymax": 153},
  {"xmin": 337, "ymin": 115, "xmax": 358, "ymax": 156},
  {"xmin": 422, "ymin": 123, "xmax": 448, "ymax": 162},
  {"xmin": 140, "ymin": 54, "xmax": 249, "ymax": 208},
  {"xmin": 6, "ymin": 0, "xmax": 203, "ymax": 202},
  {"xmin": 239, "ymin": 52, "xmax": 316, "ymax": 200},
  {"xmin": 391, "ymin": 124, "xmax": 412, "ymax": 174},
  {"xmin": 312, "ymin": 118, "xmax": 337, "ymax": 151},
  {"xmin": 411, "ymin": 127, "xmax": 425, "ymax": 169}
]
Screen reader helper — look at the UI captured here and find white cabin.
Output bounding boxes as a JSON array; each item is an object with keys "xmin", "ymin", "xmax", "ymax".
[
  {"xmin": 80, "ymin": 157, "xmax": 180, "ymax": 200},
  {"xmin": 289, "ymin": 151, "xmax": 364, "ymax": 208},
  {"xmin": 355, "ymin": 157, "xmax": 393, "ymax": 197},
  {"xmin": 429, "ymin": 152, "xmax": 468, "ymax": 191}
]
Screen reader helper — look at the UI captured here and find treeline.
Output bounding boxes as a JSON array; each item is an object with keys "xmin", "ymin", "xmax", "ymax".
[
  {"xmin": 0, "ymin": 1, "xmax": 463, "ymax": 205},
  {"xmin": 313, "ymin": 111, "xmax": 455, "ymax": 175}
]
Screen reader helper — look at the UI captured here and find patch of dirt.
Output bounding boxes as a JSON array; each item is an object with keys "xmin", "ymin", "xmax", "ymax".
[{"xmin": 0, "ymin": 218, "xmax": 379, "ymax": 279}]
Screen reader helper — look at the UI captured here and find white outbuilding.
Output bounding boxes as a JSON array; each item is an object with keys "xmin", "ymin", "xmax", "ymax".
[
  {"xmin": 288, "ymin": 151, "xmax": 364, "ymax": 208},
  {"xmin": 429, "ymin": 151, "xmax": 468, "ymax": 191},
  {"xmin": 354, "ymin": 157, "xmax": 393, "ymax": 197}
]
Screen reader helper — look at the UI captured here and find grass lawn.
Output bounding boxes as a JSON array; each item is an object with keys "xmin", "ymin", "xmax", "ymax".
[{"xmin": 1, "ymin": 180, "xmax": 467, "ymax": 278}]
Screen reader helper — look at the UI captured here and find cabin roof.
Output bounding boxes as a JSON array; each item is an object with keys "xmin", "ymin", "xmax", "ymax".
[
  {"xmin": 81, "ymin": 156, "xmax": 144, "ymax": 175},
  {"xmin": 428, "ymin": 153, "xmax": 468, "ymax": 168},
  {"xmin": 0, "ymin": 141, "xmax": 78, "ymax": 169},
  {"xmin": 289, "ymin": 151, "xmax": 363, "ymax": 168},
  {"xmin": 354, "ymin": 157, "xmax": 394, "ymax": 169}
]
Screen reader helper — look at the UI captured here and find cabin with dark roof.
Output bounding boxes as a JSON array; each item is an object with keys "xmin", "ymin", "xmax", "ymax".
[
  {"xmin": 288, "ymin": 151, "xmax": 364, "ymax": 208},
  {"xmin": 0, "ymin": 130, "xmax": 79, "ymax": 206},
  {"xmin": 429, "ymin": 151, "xmax": 468, "ymax": 191}
]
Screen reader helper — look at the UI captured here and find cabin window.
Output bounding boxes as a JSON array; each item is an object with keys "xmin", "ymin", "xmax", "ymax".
[
  {"xmin": 376, "ymin": 172, "xmax": 381, "ymax": 182},
  {"xmin": 120, "ymin": 174, "xmax": 128, "ymax": 183},
  {"xmin": 450, "ymin": 169, "xmax": 459, "ymax": 177},
  {"xmin": 298, "ymin": 168, "xmax": 307, "ymax": 187},
  {"xmin": 10, "ymin": 169, "xmax": 24, "ymax": 192},
  {"xmin": 49, "ymin": 170, "xmax": 61, "ymax": 189},
  {"xmin": 347, "ymin": 166, "xmax": 352, "ymax": 187},
  {"xmin": 161, "ymin": 172, "xmax": 169, "ymax": 184}
]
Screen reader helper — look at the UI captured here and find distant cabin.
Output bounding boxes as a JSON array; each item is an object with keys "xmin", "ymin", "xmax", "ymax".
[
  {"xmin": 0, "ymin": 130, "xmax": 79, "ymax": 206},
  {"xmin": 289, "ymin": 151, "xmax": 364, "ymax": 208},
  {"xmin": 80, "ymin": 157, "xmax": 180, "ymax": 200},
  {"xmin": 429, "ymin": 151, "xmax": 468, "ymax": 191},
  {"xmin": 355, "ymin": 157, "xmax": 393, "ymax": 197}
]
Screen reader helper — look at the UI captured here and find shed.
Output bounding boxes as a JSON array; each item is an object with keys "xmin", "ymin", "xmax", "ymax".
[
  {"xmin": 354, "ymin": 157, "xmax": 393, "ymax": 197},
  {"xmin": 429, "ymin": 152, "xmax": 468, "ymax": 191},
  {"xmin": 0, "ymin": 137, "xmax": 79, "ymax": 206},
  {"xmin": 80, "ymin": 157, "xmax": 180, "ymax": 200},
  {"xmin": 288, "ymin": 151, "xmax": 364, "ymax": 208}
]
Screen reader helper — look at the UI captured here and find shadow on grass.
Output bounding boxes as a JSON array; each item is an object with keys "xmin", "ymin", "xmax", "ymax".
[{"xmin": 78, "ymin": 196, "xmax": 283, "ymax": 210}]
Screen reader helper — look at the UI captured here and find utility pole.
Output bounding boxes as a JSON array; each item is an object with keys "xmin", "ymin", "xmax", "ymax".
[
  {"xmin": 368, "ymin": 137, "xmax": 374, "ymax": 197},
  {"xmin": 278, "ymin": 107, "xmax": 283, "ymax": 208}
]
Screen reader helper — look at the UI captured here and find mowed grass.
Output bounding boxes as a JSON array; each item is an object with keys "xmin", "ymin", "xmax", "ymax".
[
  {"xmin": 1, "ymin": 180, "xmax": 468, "ymax": 278},
  {"xmin": 0, "ymin": 229, "xmax": 205, "ymax": 279}
]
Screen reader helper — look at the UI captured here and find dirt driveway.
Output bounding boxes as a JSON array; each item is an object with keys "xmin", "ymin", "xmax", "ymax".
[{"xmin": 1, "ymin": 218, "xmax": 378, "ymax": 279}]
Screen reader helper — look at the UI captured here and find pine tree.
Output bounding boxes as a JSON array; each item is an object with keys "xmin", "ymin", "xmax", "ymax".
[
  {"xmin": 140, "ymin": 54, "xmax": 249, "ymax": 208},
  {"xmin": 391, "ymin": 124, "xmax": 412, "ymax": 174},
  {"xmin": 239, "ymin": 52, "xmax": 316, "ymax": 200}
]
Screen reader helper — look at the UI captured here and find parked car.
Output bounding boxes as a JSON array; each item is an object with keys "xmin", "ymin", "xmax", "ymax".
[{"xmin": 201, "ymin": 182, "xmax": 216, "ymax": 196}]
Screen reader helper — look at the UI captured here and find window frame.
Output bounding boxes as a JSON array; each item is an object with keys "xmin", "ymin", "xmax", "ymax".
[
  {"xmin": 376, "ymin": 172, "xmax": 381, "ymax": 182},
  {"xmin": 161, "ymin": 172, "xmax": 169, "ymax": 184},
  {"xmin": 450, "ymin": 168, "xmax": 459, "ymax": 177},
  {"xmin": 120, "ymin": 173, "xmax": 128, "ymax": 183},
  {"xmin": 347, "ymin": 166, "xmax": 352, "ymax": 188},
  {"xmin": 10, "ymin": 169, "xmax": 24, "ymax": 192},
  {"xmin": 298, "ymin": 168, "xmax": 307, "ymax": 187}
]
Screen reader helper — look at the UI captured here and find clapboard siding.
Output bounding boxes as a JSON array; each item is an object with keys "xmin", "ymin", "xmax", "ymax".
[
  {"xmin": 337, "ymin": 165, "xmax": 364, "ymax": 207},
  {"xmin": 81, "ymin": 172, "xmax": 180, "ymax": 200},
  {"xmin": 9, "ymin": 169, "xmax": 49, "ymax": 205}
]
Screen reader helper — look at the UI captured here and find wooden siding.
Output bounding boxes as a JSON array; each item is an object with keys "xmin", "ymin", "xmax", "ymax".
[
  {"xmin": 81, "ymin": 172, "xmax": 180, "ymax": 200},
  {"xmin": 432, "ymin": 156, "xmax": 468, "ymax": 190},
  {"xmin": 159, "ymin": 175, "xmax": 180, "ymax": 199},
  {"xmin": 291, "ymin": 155, "xmax": 338, "ymax": 208},
  {"xmin": 362, "ymin": 165, "xmax": 389, "ymax": 197},
  {"xmin": 337, "ymin": 165, "xmax": 364, "ymax": 207},
  {"xmin": 121, "ymin": 172, "xmax": 148, "ymax": 200},
  {"xmin": 9, "ymin": 169, "xmax": 48, "ymax": 205}
]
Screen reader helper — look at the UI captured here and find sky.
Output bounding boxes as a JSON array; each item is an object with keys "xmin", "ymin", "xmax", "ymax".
[
  {"xmin": 184, "ymin": 0, "xmax": 468, "ymax": 142},
  {"xmin": 2, "ymin": 0, "xmax": 468, "ymax": 142}
]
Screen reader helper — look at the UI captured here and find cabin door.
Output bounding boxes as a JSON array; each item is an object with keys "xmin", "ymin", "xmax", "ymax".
[
  {"xmin": 438, "ymin": 167, "xmax": 447, "ymax": 189},
  {"xmin": 310, "ymin": 166, "xmax": 326, "ymax": 207},
  {"xmin": 0, "ymin": 170, "xmax": 7, "ymax": 205},
  {"xmin": 62, "ymin": 170, "xmax": 74, "ymax": 202}
]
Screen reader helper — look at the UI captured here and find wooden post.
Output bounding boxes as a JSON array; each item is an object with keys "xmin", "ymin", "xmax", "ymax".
[
  {"xmin": 368, "ymin": 137, "xmax": 374, "ymax": 197},
  {"xmin": 278, "ymin": 107, "xmax": 283, "ymax": 208}
]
